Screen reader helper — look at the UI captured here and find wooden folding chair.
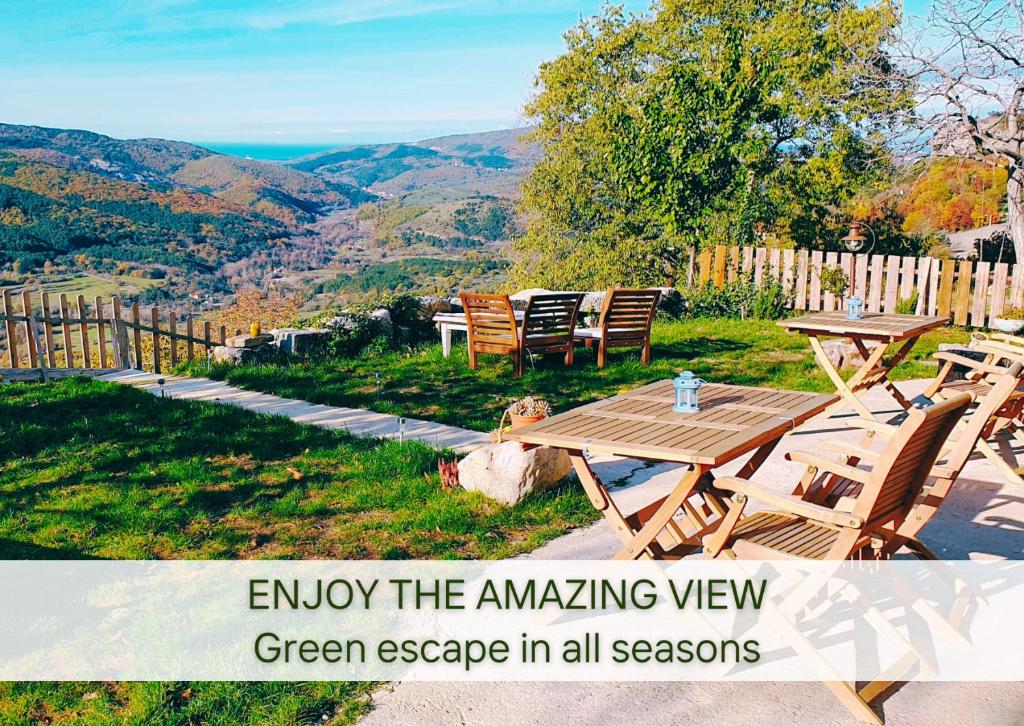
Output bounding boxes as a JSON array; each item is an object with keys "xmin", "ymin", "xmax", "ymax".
[
  {"xmin": 800, "ymin": 361, "xmax": 1024, "ymax": 560},
  {"xmin": 701, "ymin": 392, "xmax": 971, "ymax": 724},
  {"xmin": 460, "ymin": 293, "xmax": 522, "ymax": 377},
  {"xmin": 573, "ymin": 288, "xmax": 660, "ymax": 368},
  {"xmin": 922, "ymin": 347, "xmax": 1024, "ymax": 485},
  {"xmin": 519, "ymin": 293, "xmax": 583, "ymax": 375}
]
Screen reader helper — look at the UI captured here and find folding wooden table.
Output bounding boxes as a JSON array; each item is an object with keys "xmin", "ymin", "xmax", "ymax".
[
  {"xmin": 504, "ymin": 380, "xmax": 836, "ymax": 560},
  {"xmin": 780, "ymin": 312, "xmax": 947, "ymax": 420}
]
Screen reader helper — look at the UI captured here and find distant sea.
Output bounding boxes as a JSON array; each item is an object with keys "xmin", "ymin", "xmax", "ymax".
[{"xmin": 195, "ymin": 142, "xmax": 351, "ymax": 161}]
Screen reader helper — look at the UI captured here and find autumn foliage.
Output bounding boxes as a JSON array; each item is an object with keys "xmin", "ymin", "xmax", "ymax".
[{"xmin": 898, "ymin": 159, "xmax": 1007, "ymax": 237}]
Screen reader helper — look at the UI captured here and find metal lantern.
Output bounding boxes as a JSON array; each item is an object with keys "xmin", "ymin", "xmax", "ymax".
[
  {"xmin": 846, "ymin": 294, "xmax": 864, "ymax": 321},
  {"xmin": 673, "ymin": 371, "xmax": 705, "ymax": 413}
]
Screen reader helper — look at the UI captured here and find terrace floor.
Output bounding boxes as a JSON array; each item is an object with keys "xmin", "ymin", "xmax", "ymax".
[{"xmin": 361, "ymin": 379, "xmax": 1024, "ymax": 726}]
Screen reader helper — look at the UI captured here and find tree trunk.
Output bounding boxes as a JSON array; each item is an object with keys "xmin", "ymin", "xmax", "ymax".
[{"xmin": 1008, "ymin": 163, "xmax": 1024, "ymax": 262}]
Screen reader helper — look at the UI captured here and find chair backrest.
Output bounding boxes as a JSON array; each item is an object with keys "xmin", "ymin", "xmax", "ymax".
[
  {"xmin": 460, "ymin": 293, "xmax": 518, "ymax": 350},
  {"xmin": 599, "ymin": 288, "xmax": 661, "ymax": 346},
  {"xmin": 852, "ymin": 392, "xmax": 972, "ymax": 527},
  {"xmin": 942, "ymin": 361, "xmax": 1024, "ymax": 474},
  {"xmin": 521, "ymin": 293, "xmax": 583, "ymax": 351}
]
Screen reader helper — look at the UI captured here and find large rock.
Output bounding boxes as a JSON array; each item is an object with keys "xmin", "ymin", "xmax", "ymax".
[
  {"xmin": 457, "ymin": 442, "xmax": 572, "ymax": 506},
  {"xmin": 271, "ymin": 328, "xmax": 330, "ymax": 357},
  {"xmin": 224, "ymin": 333, "xmax": 274, "ymax": 349},
  {"xmin": 418, "ymin": 296, "xmax": 453, "ymax": 317},
  {"xmin": 211, "ymin": 345, "xmax": 274, "ymax": 365}
]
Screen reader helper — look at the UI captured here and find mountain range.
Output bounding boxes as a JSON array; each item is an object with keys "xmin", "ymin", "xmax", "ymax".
[{"xmin": 0, "ymin": 123, "xmax": 536, "ymax": 300}]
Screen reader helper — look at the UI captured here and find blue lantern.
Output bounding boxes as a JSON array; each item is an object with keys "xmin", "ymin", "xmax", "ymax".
[
  {"xmin": 846, "ymin": 295, "xmax": 864, "ymax": 321},
  {"xmin": 673, "ymin": 371, "xmax": 705, "ymax": 413}
]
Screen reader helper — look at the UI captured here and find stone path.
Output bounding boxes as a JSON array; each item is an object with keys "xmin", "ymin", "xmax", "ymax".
[{"xmin": 98, "ymin": 370, "xmax": 491, "ymax": 453}]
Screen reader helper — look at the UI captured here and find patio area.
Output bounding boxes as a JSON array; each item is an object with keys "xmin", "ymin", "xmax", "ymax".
[{"xmin": 361, "ymin": 379, "xmax": 1024, "ymax": 725}]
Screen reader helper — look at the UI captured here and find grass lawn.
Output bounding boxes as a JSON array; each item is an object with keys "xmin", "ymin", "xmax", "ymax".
[
  {"xmin": 186, "ymin": 318, "xmax": 970, "ymax": 433},
  {"xmin": 0, "ymin": 378, "xmax": 595, "ymax": 723},
  {"xmin": 0, "ymin": 272, "xmax": 166, "ymax": 301}
]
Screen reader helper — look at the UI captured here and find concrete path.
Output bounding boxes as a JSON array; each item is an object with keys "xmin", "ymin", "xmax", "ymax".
[
  {"xmin": 361, "ymin": 379, "xmax": 1024, "ymax": 726},
  {"xmin": 98, "ymin": 370, "xmax": 490, "ymax": 453}
]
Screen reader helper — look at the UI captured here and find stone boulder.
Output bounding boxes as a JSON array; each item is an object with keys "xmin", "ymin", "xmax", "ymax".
[
  {"xmin": 224, "ymin": 333, "xmax": 274, "ymax": 349},
  {"xmin": 211, "ymin": 344, "xmax": 275, "ymax": 365},
  {"xmin": 418, "ymin": 296, "xmax": 453, "ymax": 317},
  {"xmin": 457, "ymin": 442, "xmax": 572, "ymax": 506},
  {"xmin": 270, "ymin": 328, "xmax": 330, "ymax": 357}
]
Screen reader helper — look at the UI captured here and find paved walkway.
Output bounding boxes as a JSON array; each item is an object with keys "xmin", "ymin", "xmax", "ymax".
[
  {"xmin": 361, "ymin": 379, "xmax": 1024, "ymax": 726},
  {"xmin": 98, "ymin": 370, "xmax": 490, "ymax": 453}
]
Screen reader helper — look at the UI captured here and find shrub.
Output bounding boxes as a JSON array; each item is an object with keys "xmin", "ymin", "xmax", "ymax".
[
  {"xmin": 895, "ymin": 292, "xmax": 919, "ymax": 315},
  {"xmin": 310, "ymin": 294, "xmax": 438, "ymax": 358},
  {"xmin": 678, "ymin": 272, "xmax": 789, "ymax": 320}
]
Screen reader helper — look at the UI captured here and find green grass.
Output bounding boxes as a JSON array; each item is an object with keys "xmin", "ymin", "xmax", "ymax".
[
  {"xmin": 0, "ymin": 273, "xmax": 165, "ymax": 300},
  {"xmin": 185, "ymin": 318, "xmax": 970, "ymax": 433},
  {"xmin": 0, "ymin": 378, "xmax": 595, "ymax": 723}
]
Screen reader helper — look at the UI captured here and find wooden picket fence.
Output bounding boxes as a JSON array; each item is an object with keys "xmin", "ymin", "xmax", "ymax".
[
  {"xmin": 691, "ymin": 245, "xmax": 1022, "ymax": 327},
  {"xmin": 0, "ymin": 289, "xmax": 227, "ymax": 380}
]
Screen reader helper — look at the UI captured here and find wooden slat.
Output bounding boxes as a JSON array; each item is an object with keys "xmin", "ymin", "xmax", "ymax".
[
  {"xmin": 132, "ymin": 303, "xmax": 143, "ymax": 370},
  {"xmin": 822, "ymin": 251, "xmax": 839, "ymax": 311},
  {"xmin": 809, "ymin": 250, "xmax": 823, "ymax": 311},
  {"xmin": 151, "ymin": 306, "xmax": 161, "ymax": 374},
  {"xmin": 899, "ymin": 256, "xmax": 916, "ymax": 302},
  {"xmin": 728, "ymin": 246, "xmax": 740, "ymax": 283},
  {"xmin": 1011, "ymin": 264, "xmax": 1024, "ymax": 308},
  {"xmin": 2, "ymin": 289, "xmax": 17, "ymax": 368},
  {"xmin": 883, "ymin": 256, "xmax": 900, "ymax": 313},
  {"xmin": 169, "ymin": 311, "xmax": 178, "ymax": 367},
  {"xmin": 867, "ymin": 254, "xmax": 885, "ymax": 313},
  {"xmin": 77, "ymin": 294, "xmax": 91, "ymax": 369},
  {"xmin": 40, "ymin": 292, "xmax": 57, "ymax": 368},
  {"xmin": 698, "ymin": 247, "xmax": 712, "ymax": 284},
  {"xmin": 21, "ymin": 290, "xmax": 37, "ymax": 368},
  {"xmin": 95, "ymin": 295, "xmax": 108, "ymax": 369},
  {"xmin": 794, "ymin": 249, "xmax": 809, "ymax": 310},
  {"xmin": 741, "ymin": 246, "xmax": 754, "ymax": 275},
  {"xmin": 753, "ymin": 247, "xmax": 767, "ymax": 286},
  {"xmin": 186, "ymin": 317, "xmax": 195, "ymax": 360},
  {"xmin": 203, "ymin": 321, "xmax": 212, "ymax": 347},
  {"xmin": 59, "ymin": 294, "xmax": 73, "ymax": 367},
  {"xmin": 971, "ymin": 260, "xmax": 990, "ymax": 327},
  {"xmin": 938, "ymin": 258, "xmax": 956, "ymax": 318},
  {"xmin": 854, "ymin": 253, "xmax": 868, "ymax": 299},
  {"xmin": 991, "ymin": 262, "xmax": 1009, "ymax": 324},
  {"xmin": 914, "ymin": 257, "xmax": 931, "ymax": 314},
  {"xmin": 769, "ymin": 247, "xmax": 781, "ymax": 281},
  {"xmin": 928, "ymin": 258, "xmax": 940, "ymax": 315},
  {"xmin": 954, "ymin": 260, "xmax": 973, "ymax": 326},
  {"xmin": 782, "ymin": 248, "xmax": 795, "ymax": 296}
]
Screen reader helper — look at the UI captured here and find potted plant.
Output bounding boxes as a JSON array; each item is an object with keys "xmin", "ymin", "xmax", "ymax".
[
  {"xmin": 505, "ymin": 396, "xmax": 552, "ymax": 428},
  {"xmin": 991, "ymin": 305, "xmax": 1024, "ymax": 334}
]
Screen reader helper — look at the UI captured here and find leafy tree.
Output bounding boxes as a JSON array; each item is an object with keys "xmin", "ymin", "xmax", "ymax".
[{"xmin": 512, "ymin": 0, "xmax": 908, "ymax": 288}]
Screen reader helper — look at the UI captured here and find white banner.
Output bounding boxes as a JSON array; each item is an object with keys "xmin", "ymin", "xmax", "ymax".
[{"xmin": 0, "ymin": 560, "xmax": 1021, "ymax": 682}]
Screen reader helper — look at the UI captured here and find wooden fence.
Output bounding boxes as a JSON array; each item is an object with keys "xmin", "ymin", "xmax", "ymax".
[
  {"xmin": 691, "ymin": 245, "xmax": 1023, "ymax": 327},
  {"xmin": 0, "ymin": 289, "xmax": 227, "ymax": 378}
]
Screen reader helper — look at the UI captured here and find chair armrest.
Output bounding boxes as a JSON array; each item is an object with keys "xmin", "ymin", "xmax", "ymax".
[
  {"xmin": 818, "ymin": 441, "xmax": 880, "ymax": 462},
  {"xmin": 933, "ymin": 352, "xmax": 1009, "ymax": 376},
  {"xmin": 714, "ymin": 477, "xmax": 864, "ymax": 529},
  {"xmin": 844, "ymin": 418, "xmax": 897, "ymax": 438},
  {"xmin": 785, "ymin": 451, "xmax": 872, "ymax": 484}
]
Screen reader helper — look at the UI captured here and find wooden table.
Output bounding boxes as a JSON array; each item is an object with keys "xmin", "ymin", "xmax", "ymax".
[
  {"xmin": 504, "ymin": 380, "xmax": 836, "ymax": 560},
  {"xmin": 433, "ymin": 311, "xmax": 525, "ymax": 357},
  {"xmin": 780, "ymin": 312, "xmax": 947, "ymax": 420}
]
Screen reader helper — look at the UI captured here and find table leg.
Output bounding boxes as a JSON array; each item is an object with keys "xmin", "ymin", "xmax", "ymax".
[
  {"xmin": 568, "ymin": 452, "xmax": 657, "ymax": 557},
  {"xmin": 441, "ymin": 324, "xmax": 452, "ymax": 358},
  {"xmin": 807, "ymin": 334, "xmax": 877, "ymax": 420},
  {"xmin": 852, "ymin": 336, "xmax": 918, "ymax": 411},
  {"xmin": 612, "ymin": 466, "xmax": 707, "ymax": 561}
]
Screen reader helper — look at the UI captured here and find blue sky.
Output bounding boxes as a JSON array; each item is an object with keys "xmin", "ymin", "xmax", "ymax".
[
  {"xmin": 0, "ymin": 0, "xmax": 649, "ymax": 144},
  {"xmin": 1, "ymin": 1, "xmax": 935, "ymax": 145}
]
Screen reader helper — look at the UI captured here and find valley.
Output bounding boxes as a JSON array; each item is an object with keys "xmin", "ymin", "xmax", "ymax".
[{"xmin": 0, "ymin": 123, "xmax": 536, "ymax": 312}]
